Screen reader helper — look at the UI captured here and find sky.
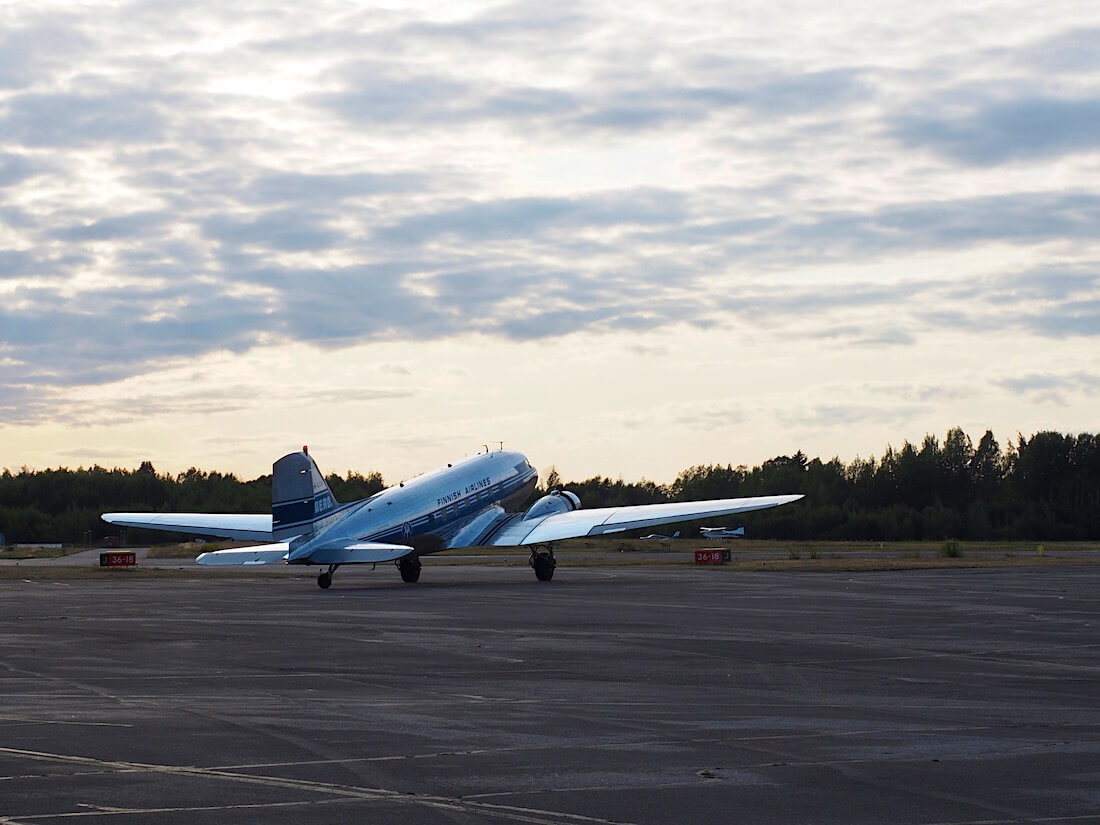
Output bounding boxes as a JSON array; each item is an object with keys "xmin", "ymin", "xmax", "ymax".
[{"xmin": 1, "ymin": 0, "xmax": 1098, "ymax": 485}]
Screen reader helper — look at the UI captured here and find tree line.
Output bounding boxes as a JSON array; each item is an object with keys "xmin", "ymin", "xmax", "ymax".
[
  {"xmin": 0, "ymin": 461, "xmax": 384, "ymax": 546},
  {"xmin": 564, "ymin": 429, "xmax": 1099, "ymax": 541},
  {"xmin": 1, "ymin": 428, "xmax": 1097, "ymax": 545}
]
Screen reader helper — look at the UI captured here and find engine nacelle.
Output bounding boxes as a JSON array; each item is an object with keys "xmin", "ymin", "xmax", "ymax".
[{"xmin": 522, "ymin": 490, "xmax": 582, "ymax": 521}]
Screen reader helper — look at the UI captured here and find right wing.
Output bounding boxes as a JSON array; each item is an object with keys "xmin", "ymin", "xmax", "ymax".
[
  {"xmin": 484, "ymin": 495, "xmax": 803, "ymax": 546},
  {"xmin": 102, "ymin": 512, "xmax": 273, "ymax": 541}
]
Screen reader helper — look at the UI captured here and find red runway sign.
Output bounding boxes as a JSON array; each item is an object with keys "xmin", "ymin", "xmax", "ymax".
[{"xmin": 694, "ymin": 549, "xmax": 731, "ymax": 565}]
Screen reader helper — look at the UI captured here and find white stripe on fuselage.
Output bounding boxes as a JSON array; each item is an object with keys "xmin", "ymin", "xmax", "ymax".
[{"xmin": 288, "ymin": 451, "xmax": 536, "ymax": 562}]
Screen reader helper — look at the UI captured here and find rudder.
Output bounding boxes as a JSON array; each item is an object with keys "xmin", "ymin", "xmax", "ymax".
[{"xmin": 272, "ymin": 447, "xmax": 339, "ymax": 541}]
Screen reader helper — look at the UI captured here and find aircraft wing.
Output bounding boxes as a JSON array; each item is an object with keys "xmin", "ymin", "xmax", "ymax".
[
  {"xmin": 102, "ymin": 512, "xmax": 273, "ymax": 541},
  {"xmin": 484, "ymin": 495, "xmax": 803, "ymax": 546}
]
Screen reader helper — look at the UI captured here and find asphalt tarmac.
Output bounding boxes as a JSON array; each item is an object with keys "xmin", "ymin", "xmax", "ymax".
[{"xmin": 1, "ymin": 565, "xmax": 1097, "ymax": 824}]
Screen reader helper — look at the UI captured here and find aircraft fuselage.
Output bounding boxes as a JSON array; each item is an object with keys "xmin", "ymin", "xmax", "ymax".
[{"xmin": 286, "ymin": 450, "xmax": 538, "ymax": 563}]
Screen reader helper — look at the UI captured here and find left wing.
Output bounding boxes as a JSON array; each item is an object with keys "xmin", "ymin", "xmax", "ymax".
[
  {"xmin": 102, "ymin": 512, "xmax": 273, "ymax": 541},
  {"xmin": 483, "ymin": 495, "xmax": 803, "ymax": 546}
]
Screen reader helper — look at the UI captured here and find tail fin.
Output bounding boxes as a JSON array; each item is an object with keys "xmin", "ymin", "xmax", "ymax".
[{"xmin": 272, "ymin": 447, "xmax": 340, "ymax": 541}]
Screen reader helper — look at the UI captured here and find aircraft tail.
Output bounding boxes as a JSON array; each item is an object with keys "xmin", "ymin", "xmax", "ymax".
[{"xmin": 272, "ymin": 447, "xmax": 342, "ymax": 541}]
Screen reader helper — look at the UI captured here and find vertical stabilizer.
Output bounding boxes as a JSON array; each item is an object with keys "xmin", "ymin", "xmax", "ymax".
[{"xmin": 272, "ymin": 448, "xmax": 339, "ymax": 541}]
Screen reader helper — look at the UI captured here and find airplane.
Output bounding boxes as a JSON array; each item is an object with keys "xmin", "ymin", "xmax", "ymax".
[
  {"xmin": 639, "ymin": 531, "xmax": 680, "ymax": 540},
  {"xmin": 699, "ymin": 526, "xmax": 746, "ymax": 539},
  {"xmin": 102, "ymin": 447, "xmax": 803, "ymax": 589}
]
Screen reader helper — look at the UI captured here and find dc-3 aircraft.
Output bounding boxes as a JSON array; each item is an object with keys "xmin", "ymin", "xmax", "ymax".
[{"xmin": 102, "ymin": 447, "xmax": 803, "ymax": 589}]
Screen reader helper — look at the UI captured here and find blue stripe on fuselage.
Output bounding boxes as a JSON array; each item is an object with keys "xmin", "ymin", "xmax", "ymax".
[{"xmin": 360, "ymin": 464, "xmax": 537, "ymax": 545}]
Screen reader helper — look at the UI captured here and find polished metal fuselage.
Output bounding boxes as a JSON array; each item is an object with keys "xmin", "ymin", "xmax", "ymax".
[{"xmin": 286, "ymin": 450, "xmax": 538, "ymax": 562}]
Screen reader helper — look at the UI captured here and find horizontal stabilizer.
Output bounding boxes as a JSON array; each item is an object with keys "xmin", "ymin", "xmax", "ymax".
[
  {"xmin": 300, "ymin": 542, "xmax": 414, "ymax": 565},
  {"xmin": 196, "ymin": 543, "xmax": 290, "ymax": 565},
  {"xmin": 102, "ymin": 512, "xmax": 273, "ymax": 541}
]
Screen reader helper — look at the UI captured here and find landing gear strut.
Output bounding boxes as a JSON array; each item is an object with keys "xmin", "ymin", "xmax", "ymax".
[
  {"xmin": 317, "ymin": 564, "xmax": 339, "ymax": 589},
  {"xmin": 529, "ymin": 545, "xmax": 556, "ymax": 582},
  {"xmin": 397, "ymin": 556, "xmax": 421, "ymax": 583}
]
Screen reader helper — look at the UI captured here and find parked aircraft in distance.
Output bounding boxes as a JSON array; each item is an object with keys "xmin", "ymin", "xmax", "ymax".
[
  {"xmin": 640, "ymin": 531, "xmax": 681, "ymax": 540},
  {"xmin": 699, "ymin": 526, "xmax": 746, "ymax": 539},
  {"xmin": 103, "ymin": 447, "xmax": 803, "ymax": 589}
]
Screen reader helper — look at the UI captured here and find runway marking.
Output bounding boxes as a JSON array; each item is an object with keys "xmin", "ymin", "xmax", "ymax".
[
  {"xmin": 0, "ymin": 718, "xmax": 132, "ymax": 728},
  {"xmin": 209, "ymin": 746, "xmax": 519, "ymax": 770},
  {"xmin": 778, "ymin": 645, "xmax": 1100, "ymax": 672},
  {"xmin": 201, "ymin": 720, "xmax": 1080, "ymax": 774},
  {"xmin": 0, "ymin": 746, "xmax": 641, "ymax": 825},
  {"xmin": 0, "ymin": 798, "xmax": 352, "ymax": 822}
]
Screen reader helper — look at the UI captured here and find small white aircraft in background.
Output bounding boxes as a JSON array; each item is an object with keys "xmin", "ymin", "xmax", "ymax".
[
  {"xmin": 103, "ymin": 447, "xmax": 802, "ymax": 589},
  {"xmin": 699, "ymin": 526, "xmax": 746, "ymax": 539},
  {"xmin": 640, "ymin": 531, "xmax": 680, "ymax": 540}
]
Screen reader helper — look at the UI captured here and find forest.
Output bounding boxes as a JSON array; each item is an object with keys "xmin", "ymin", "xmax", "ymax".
[{"xmin": 1, "ymin": 428, "xmax": 1097, "ymax": 545}]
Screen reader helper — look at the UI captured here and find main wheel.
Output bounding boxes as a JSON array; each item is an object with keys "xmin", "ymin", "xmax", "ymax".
[
  {"xmin": 317, "ymin": 571, "xmax": 332, "ymax": 589},
  {"xmin": 532, "ymin": 554, "xmax": 555, "ymax": 582},
  {"xmin": 398, "ymin": 557, "xmax": 421, "ymax": 583}
]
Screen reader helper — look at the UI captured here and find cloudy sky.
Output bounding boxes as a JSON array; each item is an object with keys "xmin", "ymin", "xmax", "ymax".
[{"xmin": 1, "ymin": 0, "xmax": 1098, "ymax": 485}]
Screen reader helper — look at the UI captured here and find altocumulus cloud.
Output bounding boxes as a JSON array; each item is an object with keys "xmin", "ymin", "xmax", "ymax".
[
  {"xmin": 996, "ymin": 372, "xmax": 1100, "ymax": 406},
  {"xmin": 892, "ymin": 96, "xmax": 1100, "ymax": 166},
  {"xmin": 1, "ymin": 0, "xmax": 1100, "ymax": 428}
]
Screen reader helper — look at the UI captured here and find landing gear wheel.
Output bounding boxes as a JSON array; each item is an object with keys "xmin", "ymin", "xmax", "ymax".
[
  {"xmin": 317, "ymin": 571, "xmax": 332, "ymax": 589},
  {"xmin": 398, "ymin": 557, "xmax": 421, "ymax": 583},
  {"xmin": 530, "ymin": 546, "xmax": 556, "ymax": 582}
]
